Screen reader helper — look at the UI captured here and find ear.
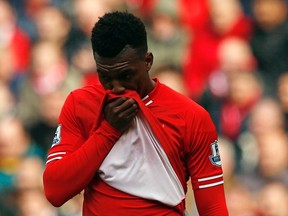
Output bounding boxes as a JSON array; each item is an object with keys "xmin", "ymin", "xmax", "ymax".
[{"xmin": 145, "ymin": 52, "xmax": 153, "ymax": 71}]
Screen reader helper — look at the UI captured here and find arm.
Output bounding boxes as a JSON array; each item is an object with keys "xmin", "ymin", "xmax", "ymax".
[
  {"xmin": 194, "ymin": 185, "xmax": 228, "ymax": 216},
  {"xmin": 43, "ymin": 92, "xmax": 121, "ymax": 207},
  {"xmin": 185, "ymin": 106, "xmax": 228, "ymax": 215},
  {"xmin": 43, "ymin": 91, "xmax": 138, "ymax": 207}
]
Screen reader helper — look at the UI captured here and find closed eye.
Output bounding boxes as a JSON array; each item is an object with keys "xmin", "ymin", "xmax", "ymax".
[
  {"xmin": 99, "ymin": 74, "xmax": 111, "ymax": 82},
  {"xmin": 119, "ymin": 70, "xmax": 134, "ymax": 81}
]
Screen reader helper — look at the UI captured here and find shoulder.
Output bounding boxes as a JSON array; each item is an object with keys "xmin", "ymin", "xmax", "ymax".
[
  {"xmin": 60, "ymin": 84, "xmax": 105, "ymax": 123},
  {"xmin": 69, "ymin": 84, "xmax": 105, "ymax": 100},
  {"xmin": 62, "ymin": 84, "xmax": 105, "ymax": 110},
  {"xmin": 156, "ymin": 82, "xmax": 214, "ymax": 127}
]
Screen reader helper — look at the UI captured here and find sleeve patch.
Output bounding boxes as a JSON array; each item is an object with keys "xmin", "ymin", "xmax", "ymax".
[
  {"xmin": 52, "ymin": 124, "xmax": 62, "ymax": 147},
  {"xmin": 209, "ymin": 140, "xmax": 222, "ymax": 166}
]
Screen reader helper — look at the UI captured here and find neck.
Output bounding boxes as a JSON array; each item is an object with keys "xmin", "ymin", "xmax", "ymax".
[{"xmin": 144, "ymin": 79, "xmax": 156, "ymax": 96}]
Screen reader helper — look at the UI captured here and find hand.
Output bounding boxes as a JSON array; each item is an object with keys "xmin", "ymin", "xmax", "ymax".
[{"xmin": 103, "ymin": 97, "xmax": 139, "ymax": 132}]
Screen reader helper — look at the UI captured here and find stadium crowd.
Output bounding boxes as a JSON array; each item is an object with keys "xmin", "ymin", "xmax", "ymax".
[{"xmin": 0, "ymin": 0, "xmax": 287, "ymax": 215}]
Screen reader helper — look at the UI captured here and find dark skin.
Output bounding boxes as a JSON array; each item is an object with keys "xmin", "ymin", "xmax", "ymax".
[{"xmin": 94, "ymin": 46, "xmax": 155, "ymax": 132}]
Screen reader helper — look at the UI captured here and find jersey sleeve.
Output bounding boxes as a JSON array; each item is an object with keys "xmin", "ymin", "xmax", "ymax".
[
  {"xmin": 43, "ymin": 92, "xmax": 121, "ymax": 207},
  {"xmin": 185, "ymin": 105, "xmax": 228, "ymax": 215}
]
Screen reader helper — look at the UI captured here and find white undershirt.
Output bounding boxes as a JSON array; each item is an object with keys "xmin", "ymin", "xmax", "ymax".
[{"xmin": 98, "ymin": 113, "xmax": 185, "ymax": 206}]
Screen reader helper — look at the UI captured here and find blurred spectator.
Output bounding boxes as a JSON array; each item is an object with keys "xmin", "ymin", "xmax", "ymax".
[
  {"xmin": 16, "ymin": 189, "xmax": 58, "ymax": 216},
  {"xmin": 71, "ymin": 41, "xmax": 100, "ymax": 86},
  {"xmin": 178, "ymin": 0, "xmax": 210, "ymax": 35},
  {"xmin": 30, "ymin": 89, "xmax": 70, "ymax": 153},
  {"xmin": 57, "ymin": 194, "xmax": 83, "ymax": 216},
  {"xmin": 13, "ymin": 156, "xmax": 58, "ymax": 216},
  {"xmin": 151, "ymin": 64, "xmax": 188, "ymax": 96},
  {"xmin": 277, "ymin": 72, "xmax": 288, "ymax": 132},
  {"xmin": 201, "ymin": 36, "xmax": 258, "ymax": 111},
  {"xmin": 0, "ymin": 47, "xmax": 19, "ymax": 94},
  {"xmin": 16, "ymin": 41, "xmax": 82, "ymax": 152},
  {"xmin": 0, "ymin": 46, "xmax": 26, "ymax": 98},
  {"xmin": 256, "ymin": 133, "xmax": 288, "ymax": 183},
  {"xmin": 182, "ymin": 0, "xmax": 253, "ymax": 101},
  {"xmin": 212, "ymin": 71, "xmax": 263, "ymax": 143},
  {"xmin": 0, "ymin": 192, "xmax": 17, "ymax": 216},
  {"xmin": 10, "ymin": 0, "xmax": 72, "ymax": 42},
  {"xmin": 146, "ymin": 0, "xmax": 189, "ymax": 70},
  {"xmin": 15, "ymin": 156, "xmax": 82, "ymax": 216},
  {"xmin": 0, "ymin": 47, "xmax": 13, "ymax": 83},
  {"xmin": 0, "ymin": 84, "xmax": 16, "ymax": 119},
  {"xmin": 0, "ymin": 0, "xmax": 31, "ymax": 74},
  {"xmin": 250, "ymin": 0, "xmax": 288, "ymax": 97},
  {"xmin": 219, "ymin": 72, "xmax": 262, "ymax": 141},
  {"xmin": 33, "ymin": 5, "xmax": 77, "ymax": 60},
  {"xmin": 256, "ymin": 181, "xmax": 288, "ymax": 216},
  {"xmin": 248, "ymin": 98, "xmax": 286, "ymax": 137},
  {"xmin": 225, "ymin": 184, "xmax": 260, "ymax": 216},
  {"xmin": 72, "ymin": 0, "xmax": 111, "ymax": 39},
  {"xmin": 0, "ymin": 116, "xmax": 45, "ymax": 192},
  {"xmin": 217, "ymin": 37, "xmax": 256, "ymax": 76},
  {"xmin": 240, "ymin": 0, "xmax": 254, "ymax": 17},
  {"xmin": 15, "ymin": 157, "xmax": 44, "ymax": 191},
  {"xmin": 65, "ymin": 0, "xmax": 113, "ymax": 64},
  {"xmin": 8, "ymin": 0, "xmax": 38, "ymax": 42},
  {"xmin": 125, "ymin": 0, "xmax": 156, "ymax": 19},
  {"xmin": 237, "ymin": 100, "xmax": 288, "ymax": 191},
  {"xmin": 237, "ymin": 98, "xmax": 286, "ymax": 174}
]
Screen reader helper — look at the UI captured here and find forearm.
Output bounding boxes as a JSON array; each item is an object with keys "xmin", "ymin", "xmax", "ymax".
[
  {"xmin": 194, "ymin": 185, "xmax": 229, "ymax": 216},
  {"xmin": 43, "ymin": 120, "xmax": 121, "ymax": 207}
]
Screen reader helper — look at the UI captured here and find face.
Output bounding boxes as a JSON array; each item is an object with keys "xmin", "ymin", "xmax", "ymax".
[
  {"xmin": 94, "ymin": 47, "xmax": 154, "ymax": 98},
  {"xmin": 253, "ymin": 0, "xmax": 287, "ymax": 29}
]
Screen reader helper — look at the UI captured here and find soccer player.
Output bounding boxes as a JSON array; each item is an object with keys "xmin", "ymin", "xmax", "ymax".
[{"xmin": 43, "ymin": 11, "xmax": 229, "ymax": 216}]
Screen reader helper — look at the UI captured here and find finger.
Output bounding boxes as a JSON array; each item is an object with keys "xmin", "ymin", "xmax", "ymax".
[
  {"xmin": 104, "ymin": 97, "xmax": 128, "ymax": 115},
  {"xmin": 119, "ymin": 103, "xmax": 139, "ymax": 119},
  {"xmin": 107, "ymin": 97, "xmax": 128, "ymax": 107},
  {"xmin": 112, "ymin": 98, "xmax": 137, "ymax": 114},
  {"xmin": 117, "ymin": 98, "xmax": 137, "ymax": 109}
]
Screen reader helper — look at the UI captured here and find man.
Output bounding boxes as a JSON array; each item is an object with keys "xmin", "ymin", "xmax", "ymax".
[{"xmin": 43, "ymin": 11, "xmax": 229, "ymax": 215}]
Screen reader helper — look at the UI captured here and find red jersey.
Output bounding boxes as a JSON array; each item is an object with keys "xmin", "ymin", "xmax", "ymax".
[{"xmin": 43, "ymin": 79, "xmax": 228, "ymax": 215}]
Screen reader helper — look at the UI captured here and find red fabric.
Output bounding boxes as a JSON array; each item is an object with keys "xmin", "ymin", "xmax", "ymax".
[
  {"xmin": 43, "ymin": 80, "xmax": 228, "ymax": 215},
  {"xmin": 178, "ymin": 0, "xmax": 210, "ymax": 34},
  {"xmin": 126, "ymin": 0, "xmax": 157, "ymax": 18},
  {"xmin": 220, "ymin": 102, "xmax": 244, "ymax": 141},
  {"xmin": 183, "ymin": 16, "xmax": 253, "ymax": 100},
  {"xmin": 84, "ymin": 177, "xmax": 183, "ymax": 216},
  {"xmin": 220, "ymin": 96, "xmax": 259, "ymax": 141},
  {"xmin": 194, "ymin": 185, "xmax": 229, "ymax": 216},
  {"xmin": 82, "ymin": 72, "xmax": 100, "ymax": 86},
  {"xmin": 10, "ymin": 27, "xmax": 31, "ymax": 73},
  {"xmin": 43, "ymin": 86, "xmax": 121, "ymax": 206}
]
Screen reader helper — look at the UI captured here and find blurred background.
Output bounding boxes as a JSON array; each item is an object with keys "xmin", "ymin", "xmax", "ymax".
[{"xmin": 0, "ymin": 0, "xmax": 287, "ymax": 215}]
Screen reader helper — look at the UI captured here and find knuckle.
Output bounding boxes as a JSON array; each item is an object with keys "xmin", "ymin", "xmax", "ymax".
[{"xmin": 127, "ymin": 98, "xmax": 135, "ymax": 104}]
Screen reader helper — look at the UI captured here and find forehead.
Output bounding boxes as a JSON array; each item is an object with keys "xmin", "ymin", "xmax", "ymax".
[{"xmin": 94, "ymin": 47, "xmax": 143, "ymax": 72}]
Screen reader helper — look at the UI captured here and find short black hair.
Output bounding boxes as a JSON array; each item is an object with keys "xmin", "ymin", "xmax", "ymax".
[{"xmin": 91, "ymin": 11, "xmax": 148, "ymax": 58}]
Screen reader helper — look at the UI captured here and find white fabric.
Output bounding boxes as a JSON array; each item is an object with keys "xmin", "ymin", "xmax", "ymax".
[{"xmin": 98, "ymin": 113, "xmax": 185, "ymax": 206}]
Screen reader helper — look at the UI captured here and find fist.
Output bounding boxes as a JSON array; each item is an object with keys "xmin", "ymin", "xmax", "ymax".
[{"xmin": 103, "ymin": 97, "xmax": 139, "ymax": 132}]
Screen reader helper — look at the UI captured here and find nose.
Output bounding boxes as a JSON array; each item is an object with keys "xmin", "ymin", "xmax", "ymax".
[{"xmin": 111, "ymin": 80, "xmax": 126, "ymax": 94}]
